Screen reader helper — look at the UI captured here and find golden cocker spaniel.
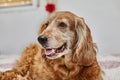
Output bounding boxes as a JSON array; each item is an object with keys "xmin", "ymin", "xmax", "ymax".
[{"xmin": 0, "ymin": 11, "xmax": 103, "ymax": 80}]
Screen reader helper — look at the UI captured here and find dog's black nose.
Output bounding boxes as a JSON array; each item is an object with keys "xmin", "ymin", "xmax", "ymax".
[{"xmin": 38, "ymin": 36, "xmax": 48, "ymax": 45}]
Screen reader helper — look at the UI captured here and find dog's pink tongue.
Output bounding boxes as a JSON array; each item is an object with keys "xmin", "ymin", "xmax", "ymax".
[{"xmin": 45, "ymin": 49, "xmax": 56, "ymax": 55}]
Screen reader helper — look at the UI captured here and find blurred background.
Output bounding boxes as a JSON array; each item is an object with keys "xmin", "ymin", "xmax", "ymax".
[{"xmin": 0, "ymin": 0, "xmax": 120, "ymax": 55}]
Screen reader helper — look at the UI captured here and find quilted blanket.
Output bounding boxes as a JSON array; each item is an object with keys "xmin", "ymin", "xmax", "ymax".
[
  {"xmin": 97, "ymin": 54, "xmax": 120, "ymax": 80},
  {"xmin": 0, "ymin": 54, "xmax": 120, "ymax": 80}
]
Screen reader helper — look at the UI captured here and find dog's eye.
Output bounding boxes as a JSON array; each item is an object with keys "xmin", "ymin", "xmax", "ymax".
[
  {"xmin": 58, "ymin": 22, "xmax": 67, "ymax": 28},
  {"xmin": 45, "ymin": 23, "xmax": 49, "ymax": 27}
]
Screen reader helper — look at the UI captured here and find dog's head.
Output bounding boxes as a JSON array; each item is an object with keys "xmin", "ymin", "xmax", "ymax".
[{"xmin": 38, "ymin": 11, "xmax": 96, "ymax": 65}]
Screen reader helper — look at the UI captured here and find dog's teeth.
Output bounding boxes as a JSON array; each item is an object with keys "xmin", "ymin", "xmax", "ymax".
[
  {"xmin": 61, "ymin": 47, "xmax": 63, "ymax": 51},
  {"xmin": 62, "ymin": 46, "xmax": 65, "ymax": 50},
  {"xmin": 52, "ymin": 49, "xmax": 55, "ymax": 53}
]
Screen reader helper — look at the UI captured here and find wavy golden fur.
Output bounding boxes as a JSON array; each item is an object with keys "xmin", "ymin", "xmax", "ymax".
[{"xmin": 0, "ymin": 11, "xmax": 103, "ymax": 80}]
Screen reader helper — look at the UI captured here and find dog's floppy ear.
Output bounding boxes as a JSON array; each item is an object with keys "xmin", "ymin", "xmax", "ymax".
[{"xmin": 73, "ymin": 17, "xmax": 96, "ymax": 66}]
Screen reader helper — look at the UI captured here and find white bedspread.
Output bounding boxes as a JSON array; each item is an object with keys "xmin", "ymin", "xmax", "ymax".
[
  {"xmin": 0, "ymin": 54, "xmax": 120, "ymax": 80},
  {"xmin": 97, "ymin": 54, "xmax": 120, "ymax": 80}
]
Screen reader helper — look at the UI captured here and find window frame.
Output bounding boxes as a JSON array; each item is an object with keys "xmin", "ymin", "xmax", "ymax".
[{"xmin": 0, "ymin": 0, "xmax": 39, "ymax": 12}]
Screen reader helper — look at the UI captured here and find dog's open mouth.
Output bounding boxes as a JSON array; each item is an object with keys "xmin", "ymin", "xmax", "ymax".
[{"xmin": 45, "ymin": 43, "xmax": 67, "ymax": 57}]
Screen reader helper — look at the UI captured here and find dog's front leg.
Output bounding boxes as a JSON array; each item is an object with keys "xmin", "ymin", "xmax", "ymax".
[
  {"xmin": 0, "ymin": 69, "xmax": 19, "ymax": 80},
  {"xmin": 0, "ymin": 68, "xmax": 31, "ymax": 80}
]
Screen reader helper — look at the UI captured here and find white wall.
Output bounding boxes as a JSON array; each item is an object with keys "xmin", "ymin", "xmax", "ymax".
[
  {"xmin": 0, "ymin": 0, "xmax": 48, "ymax": 55},
  {"xmin": 0, "ymin": 0, "xmax": 120, "ymax": 55}
]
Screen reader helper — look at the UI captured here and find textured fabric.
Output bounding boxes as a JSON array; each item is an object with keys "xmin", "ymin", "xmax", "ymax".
[
  {"xmin": 0, "ymin": 55, "xmax": 19, "ymax": 71},
  {"xmin": 97, "ymin": 54, "xmax": 120, "ymax": 80}
]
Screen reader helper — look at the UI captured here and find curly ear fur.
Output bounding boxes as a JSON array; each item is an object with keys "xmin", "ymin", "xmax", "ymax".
[{"xmin": 73, "ymin": 17, "xmax": 96, "ymax": 66}]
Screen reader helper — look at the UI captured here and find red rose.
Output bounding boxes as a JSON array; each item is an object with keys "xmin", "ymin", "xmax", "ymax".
[{"xmin": 45, "ymin": 3, "xmax": 56, "ymax": 13}]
